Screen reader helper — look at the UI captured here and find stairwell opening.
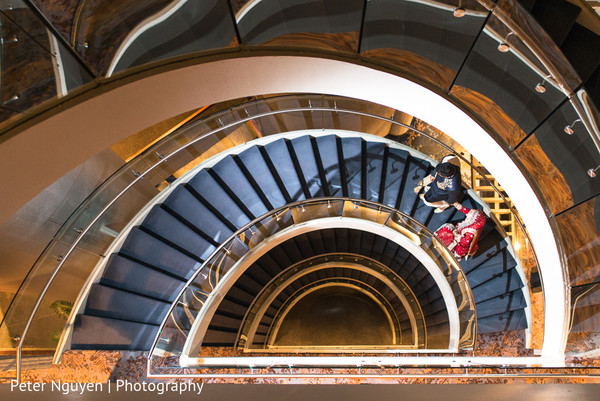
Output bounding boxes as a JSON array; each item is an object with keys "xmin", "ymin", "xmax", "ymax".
[{"xmin": 272, "ymin": 286, "xmax": 394, "ymax": 347}]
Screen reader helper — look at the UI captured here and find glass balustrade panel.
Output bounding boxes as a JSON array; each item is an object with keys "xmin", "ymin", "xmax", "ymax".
[
  {"xmin": 56, "ymin": 165, "xmax": 165, "ymax": 255},
  {"xmin": 450, "ymin": 13, "xmax": 567, "ymax": 148},
  {"xmin": 0, "ymin": 9, "xmax": 58, "ymax": 120},
  {"xmin": 144, "ymin": 124, "xmax": 259, "ymax": 182},
  {"xmin": 290, "ymin": 199, "xmax": 344, "ymax": 223},
  {"xmin": 20, "ymin": 247, "xmax": 101, "ymax": 350},
  {"xmin": 361, "ymin": 0, "xmax": 489, "ymax": 91},
  {"xmin": 232, "ymin": 0, "xmax": 363, "ymax": 53},
  {"xmin": 0, "ymin": 239, "xmax": 71, "ymax": 352},
  {"xmin": 238, "ymin": 209, "xmax": 294, "ymax": 250},
  {"xmin": 554, "ymin": 194, "xmax": 600, "ymax": 288},
  {"xmin": 567, "ymin": 282, "xmax": 600, "ymax": 355},
  {"xmin": 342, "ymin": 201, "xmax": 393, "ymax": 225},
  {"xmin": 515, "ymin": 101, "xmax": 600, "ymax": 215}
]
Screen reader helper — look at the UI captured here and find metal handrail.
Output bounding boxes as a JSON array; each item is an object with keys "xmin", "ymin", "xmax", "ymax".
[
  {"xmin": 487, "ymin": 0, "xmax": 600, "ymax": 164},
  {"xmin": 142, "ymin": 362, "xmax": 600, "ymax": 379},
  {"xmin": 568, "ymin": 282, "xmax": 600, "ymax": 333},
  {"xmin": 147, "ymin": 196, "xmax": 478, "ymax": 368},
  {"xmin": 148, "ymin": 355, "xmax": 600, "ymax": 378},
  {"xmin": 11, "ymin": 99, "xmax": 533, "ymax": 382},
  {"xmin": 3, "ymin": 0, "xmax": 600, "ymax": 380}
]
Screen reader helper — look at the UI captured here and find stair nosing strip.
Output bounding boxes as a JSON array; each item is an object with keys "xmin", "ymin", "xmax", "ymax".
[
  {"xmin": 232, "ymin": 153, "xmax": 275, "ymax": 210},
  {"xmin": 184, "ymin": 183, "xmax": 239, "ymax": 232}
]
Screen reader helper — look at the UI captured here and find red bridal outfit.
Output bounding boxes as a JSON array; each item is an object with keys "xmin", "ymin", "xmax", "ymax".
[{"xmin": 434, "ymin": 204, "xmax": 487, "ymax": 261}]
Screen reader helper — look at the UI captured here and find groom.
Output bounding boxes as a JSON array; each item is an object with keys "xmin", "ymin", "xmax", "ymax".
[{"xmin": 413, "ymin": 155, "xmax": 462, "ymax": 213}]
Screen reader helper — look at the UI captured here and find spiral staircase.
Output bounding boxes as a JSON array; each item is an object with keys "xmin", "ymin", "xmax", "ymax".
[
  {"xmin": 70, "ymin": 134, "xmax": 527, "ymax": 353},
  {"xmin": 0, "ymin": 0, "xmax": 599, "ymax": 382}
]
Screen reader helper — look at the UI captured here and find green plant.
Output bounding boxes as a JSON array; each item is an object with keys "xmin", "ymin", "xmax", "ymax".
[{"xmin": 50, "ymin": 300, "xmax": 73, "ymax": 320}]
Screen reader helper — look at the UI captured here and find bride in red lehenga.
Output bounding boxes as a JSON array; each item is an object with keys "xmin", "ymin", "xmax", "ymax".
[{"xmin": 434, "ymin": 203, "xmax": 487, "ymax": 261}]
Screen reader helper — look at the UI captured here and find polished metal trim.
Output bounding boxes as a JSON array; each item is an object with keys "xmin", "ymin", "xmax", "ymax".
[
  {"xmin": 106, "ymin": 0, "xmax": 189, "ymax": 76},
  {"xmin": 573, "ymin": 90, "xmax": 600, "ymax": 156},
  {"xmin": 151, "ymin": 371, "xmax": 599, "ymax": 379},
  {"xmin": 177, "ymin": 354, "xmax": 567, "ymax": 370},
  {"xmin": 493, "ymin": 0, "xmax": 581, "ymax": 91},
  {"xmin": 568, "ymin": 282, "xmax": 600, "ymax": 333}
]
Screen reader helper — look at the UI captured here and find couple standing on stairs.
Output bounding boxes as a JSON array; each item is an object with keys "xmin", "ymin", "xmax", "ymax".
[{"xmin": 413, "ymin": 155, "xmax": 486, "ymax": 261}]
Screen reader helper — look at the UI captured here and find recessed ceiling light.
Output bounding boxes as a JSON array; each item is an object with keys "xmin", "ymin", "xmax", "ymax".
[
  {"xmin": 498, "ymin": 43, "xmax": 510, "ymax": 52},
  {"xmin": 453, "ymin": 7, "xmax": 466, "ymax": 17},
  {"xmin": 563, "ymin": 119, "xmax": 581, "ymax": 135},
  {"xmin": 535, "ymin": 83, "xmax": 546, "ymax": 93}
]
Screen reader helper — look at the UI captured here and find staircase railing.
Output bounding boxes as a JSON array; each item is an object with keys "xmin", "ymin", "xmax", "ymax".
[
  {"xmin": 0, "ymin": 0, "xmax": 599, "ymax": 379},
  {"xmin": 148, "ymin": 197, "xmax": 475, "ymax": 367},
  {"xmin": 1, "ymin": 95, "xmax": 538, "ymax": 382}
]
